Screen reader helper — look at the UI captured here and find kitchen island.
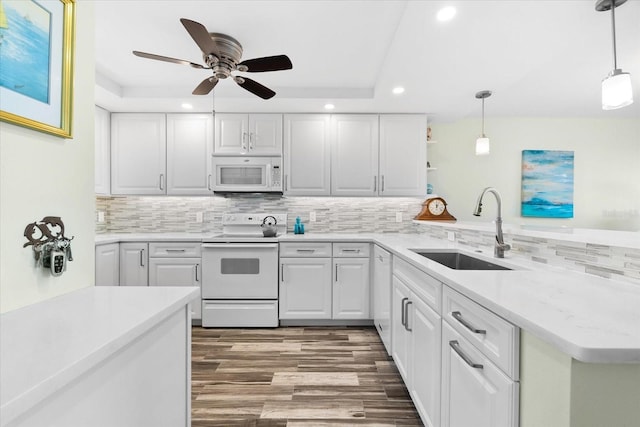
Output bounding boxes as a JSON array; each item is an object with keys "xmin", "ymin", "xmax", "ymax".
[{"xmin": 0, "ymin": 286, "xmax": 198, "ymax": 427}]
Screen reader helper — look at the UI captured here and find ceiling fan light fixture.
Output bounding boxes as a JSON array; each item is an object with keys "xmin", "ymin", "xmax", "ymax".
[{"xmin": 602, "ymin": 69, "xmax": 634, "ymax": 110}]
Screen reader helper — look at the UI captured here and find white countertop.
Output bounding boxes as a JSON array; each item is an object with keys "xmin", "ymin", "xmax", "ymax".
[
  {"xmin": 93, "ymin": 232, "xmax": 640, "ymax": 363},
  {"xmin": 0, "ymin": 286, "xmax": 199, "ymax": 425}
]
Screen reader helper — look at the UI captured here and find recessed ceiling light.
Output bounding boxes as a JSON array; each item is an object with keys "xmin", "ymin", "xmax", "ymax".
[
  {"xmin": 324, "ymin": 103, "xmax": 335, "ymax": 110},
  {"xmin": 392, "ymin": 87, "xmax": 405, "ymax": 95},
  {"xmin": 181, "ymin": 103, "xmax": 193, "ymax": 109},
  {"xmin": 437, "ymin": 6, "xmax": 456, "ymax": 22}
]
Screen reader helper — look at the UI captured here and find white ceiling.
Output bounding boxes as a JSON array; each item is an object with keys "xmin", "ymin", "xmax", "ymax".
[{"xmin": 94, "ymin": 0, "xmax": 640, "ymax": 122}]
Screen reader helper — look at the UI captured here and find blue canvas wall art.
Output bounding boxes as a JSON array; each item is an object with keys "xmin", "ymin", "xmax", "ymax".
[
  {"xmin": 521, "ymin": 150, "xmax": 574, "ymax": 218},
  {"xmin": 0, "ymin": 0, "xmax": 51, "ymax": 104}
]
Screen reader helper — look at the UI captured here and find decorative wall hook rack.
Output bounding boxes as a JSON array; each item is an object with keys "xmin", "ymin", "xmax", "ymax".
[{"xmin": 23, "ymin": 216, "xmax": 74, "ymax": 276}]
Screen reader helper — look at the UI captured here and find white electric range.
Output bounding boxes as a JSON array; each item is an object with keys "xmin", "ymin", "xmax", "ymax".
[{"xmin": 201, "ymin": 213, "xmax": 287, "ymax": 327}]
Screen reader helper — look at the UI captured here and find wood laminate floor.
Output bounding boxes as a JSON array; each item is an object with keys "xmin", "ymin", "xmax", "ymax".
[{"xmin": 192, "ymin": 326, "xmax": 423, "ymax": 426}]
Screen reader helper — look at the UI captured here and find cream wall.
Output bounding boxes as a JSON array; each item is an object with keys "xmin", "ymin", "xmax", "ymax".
[
  {"xmin": 429, "ymin": 118, "xmax": 640, "ymax": 231},
  {"xmin": 0, "ymin": 1, "xmax": 95, "ymax": 313}
]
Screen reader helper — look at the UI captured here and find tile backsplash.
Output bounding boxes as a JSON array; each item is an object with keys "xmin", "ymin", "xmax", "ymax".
[{"xmin": 96, "ymin": 195, "xmax": 425, "ymax": 234}]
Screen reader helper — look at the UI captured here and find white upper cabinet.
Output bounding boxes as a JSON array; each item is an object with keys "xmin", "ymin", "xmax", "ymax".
[
  {"xmin": 283, "ymin": 114, "xmax": 331, "ymax": 196},
  {"xmin": 111, "ymin": 113, "xmax": 167, "ymax": 195},
  {"xmin": 95, "ymin": 106, "xmax": 111, "ymax": 195},
  {"xmin": 330, "ymin": 114, "xmax": 379, "ymax": 196},
  {"xmin": 379, "ymin": 115, "xmax": 427, "ymax": 196},
  {"xmin": 214, "ymin": 113, "xmax": 282, "ymax": 155},
  {"xmin": 166, "ymin": 114, "xmax": 213, "ymax": 195}
]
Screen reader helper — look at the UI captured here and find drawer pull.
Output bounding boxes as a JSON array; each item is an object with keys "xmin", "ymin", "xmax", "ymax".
[
  {"xmin": 166, "ymin": 249, "xmax": 186, "ymax": 252},
  {"xmin": 452, "ymin": 311, "xmax": 486, "ymax": 334},
  {"xmin": 296, "ymin": 249, "xmax": 316, "ymax": 253},
  {"xmin": 341, "ymin": 249, "xmax": 360, "ymax": 253},
  {"xmin": 449, "ymin": 340, "xmax": 483, "ymax": 369},
  {"xmin": 140, "ymin": 249, "xmax": 145, "ymax": 267},
  {"xmin": 195, "ymin": 264, "xmax": 199, "ymax": 281},
  {"xmin": 404, "ymin": 301, "xmax": 413, "ymax": 332}
]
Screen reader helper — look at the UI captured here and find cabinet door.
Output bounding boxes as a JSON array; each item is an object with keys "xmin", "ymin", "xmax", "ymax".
[
  {"xmin": 332, "ymin": 258, "xmax": 370, "ymax": 319},
  {"xmin": 373, "ymin": 246, "xmax": 392, "ymax": 354},
  {"xmin": 166, "ymin": 114, "xmax": 213, "ymax": 195},
  {"xmin": 149, "ymin": 258, "xmax": 202, "ymax": 319},
  {"xmin": 331, "ymin": 114, "xmax": 379, "ymax": 196},
  {"xmin": 95, "ymin": 243, "xmax": 119, "ymax": 286},
  {"xmin": 410, "ymin": 294, "xmax": 442, "ymax": 427},
  {"xmin": 441, "ymin": 322, "xmax": 518, "ymax": 427},
  {"xmin": 111, "ymin": 114, "xmax": 166, "ymax": 195},
  {"xmin": 214, "ymin": 113, "xmax": 248, "ymax": 154},
  {"xmin": 249, "ymin": 114, "xmax": 282, "ymax": 155},
  {"xmin": 119, "ymin": 243, "xmax": 148, "ymax": 286},
  {"xmin": 95, "ymin": 106, "xmax": 110, "ymax": 195},
  {"xmin": 392, "ymin": 276, "xmax": 411, "ymax": 382},
  {"xmin": 379, "ymin": 115, "xmax": 427, "ymax": 196},
  {"xmin": 283, "ymin": 114, "xmax": 331, "ymax": 196},
  {"xmin": 279, "ymin": 258, "xmax": 332, "ymax": 319}
]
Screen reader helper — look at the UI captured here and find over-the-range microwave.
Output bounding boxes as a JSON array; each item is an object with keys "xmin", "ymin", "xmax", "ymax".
[{"xmin": 212, "ymin": 156, "xmax": 282, "ymax": 193}]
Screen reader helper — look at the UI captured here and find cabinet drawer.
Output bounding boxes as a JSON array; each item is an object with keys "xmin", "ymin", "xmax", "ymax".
[
  {"xmin": 279, "ymin": 242, "xmax": 332, "ymax": 257},
  {"xmin": 148, "ymin": 242, "xmax": 202, "ymax": 258},
  {"xmin": 333, "ymin": 242, "xmax": 370, "ymax": 257},
  {"xmin": 443, "ymin": 286, "xmax": 519, "ymax": 380},
  {"xmin": 393, "ymin": 257, "xmax": 441, "ymax": 314}
]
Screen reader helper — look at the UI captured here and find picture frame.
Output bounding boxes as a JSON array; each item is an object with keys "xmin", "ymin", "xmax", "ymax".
[{"xmin": 0, "ymin": 0, "xmax": 75, "ymax": 138}]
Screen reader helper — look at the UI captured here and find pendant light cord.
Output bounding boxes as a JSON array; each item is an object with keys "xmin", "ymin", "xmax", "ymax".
[
  {"xmin": 481, "ymin": 98, "xmax": 485, "ymax": 137},
  {"xmin": 611, "ymin": 1, "xmax": 618, "ymax": 70}
]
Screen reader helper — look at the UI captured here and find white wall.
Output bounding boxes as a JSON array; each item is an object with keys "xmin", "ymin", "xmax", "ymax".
[
  {"xmin": 429, "ymin": 117, "xmax": 640, "ymax": 231},
  {"xmin": 0, "ymin": 1, "xmax": 95, "ymax": 313}
]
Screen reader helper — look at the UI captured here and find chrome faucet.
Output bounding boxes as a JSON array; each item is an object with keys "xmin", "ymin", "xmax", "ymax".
[{"xmin": 473, "ymin": 187, "xmax": 511, "ymax": 258}]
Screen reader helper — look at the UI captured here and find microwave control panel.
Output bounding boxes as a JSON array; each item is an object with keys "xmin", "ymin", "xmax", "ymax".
[{"xmin": 271, "ymin": 165, "xmax": 281, "ymax": 188}]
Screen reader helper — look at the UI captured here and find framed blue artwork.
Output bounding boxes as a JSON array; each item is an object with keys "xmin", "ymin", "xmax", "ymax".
[
  {"xmin": 521, "ymin": 150, "xmax": 574, "ymax": 218},
  {"xmin": 0, "ymin": 0, "xmax": 75, "ymax": 138}
]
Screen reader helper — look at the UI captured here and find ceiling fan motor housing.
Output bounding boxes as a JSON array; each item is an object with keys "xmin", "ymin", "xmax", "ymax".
[{"xmin": 205, "ymin": 32, "xmax": 243, "ymax": 79}]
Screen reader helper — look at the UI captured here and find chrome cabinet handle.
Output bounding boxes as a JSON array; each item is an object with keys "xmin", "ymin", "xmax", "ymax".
[
  {"xmin": 452, "ymin": 311, "xmax": 487, "ymax": 334},
  {"xmin": 281, "ymin": 264, "xmax": 284, "ymax": 282},
  {"xmin": 401, "ymin": 297, "xmax": 409, "ymax": 327},
  {"xmin": 242, "ymin": 132, "xmax": 248, "ymax": 151},
  {"xmin": 449, "ymin": 340, "xmax": 484, "ymax": 369},
  {"xmin": 139, "ymin": 249, "xmax": 145, "ymax": 267},
  {"xmin": 284, "ymin": 174, "xmax": 288, "ymax": 192},
  {"xmin": 381, "ymin": 175, "xmax": 385, "ymax": 192},
  {"xmin": 342, "ymin": 249, "xmax": 360, "ymax": 253},
  {"xmin": 195, "ymin": 264, "xmax": 199, "ymax": 282},
  {"xmin": 373, "ymin": 175, "xmax": 377, "ymax": 192},
  {"xmin": 404, "ymin": 301, "xmax": 413, "ymax": 331},
  {"xmin": 208, "ymin": 174, "xmax": 212, "ymax": 191},
  {"xmin": 249, "ymin": 132, "xmax": 254, "ymax": 150},
  {"xmin": 296, "ymin": 249, "xmax": 315, "ymax": 253},
  {"xmin": 335, "ymin": 264, "xmax": 339, "ymax": 282},
  {"xmin": 166, "ymin": 249, "xmax": 186, "ymax": 252},
  {"xmin": 159, "ymin": 174, "xmax": 165, "ymax": 190}
]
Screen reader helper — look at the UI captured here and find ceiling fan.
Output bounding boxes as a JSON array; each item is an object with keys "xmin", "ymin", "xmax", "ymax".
[{"xmin": 132, "ymin": 18, "xmax": 292, "ymax": 100}]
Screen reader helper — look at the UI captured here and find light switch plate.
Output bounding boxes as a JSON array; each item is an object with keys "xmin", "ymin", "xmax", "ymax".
[
  {"xmin": 309, "ymin": 211, "xmax": 317, "ymax": 222},
  {"xmin": 395, "ymin": 212, "xmax": 403, "ymax": 223},
  {"xmin": 447, "ymin": 231, "xmax": 455, "ymax": 241},
  {"xmin": 97, "ymin": 211, "xmax": 105, "ymax": 223},
  {"xmin": 195, "ymin": 212, "xmax": 203, "ymax": 223}
]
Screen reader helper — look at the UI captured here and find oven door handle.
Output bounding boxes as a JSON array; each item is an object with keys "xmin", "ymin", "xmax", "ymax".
[{"xmin": 201, "ymin": 243, "xmax": 279, "ymax": 249}]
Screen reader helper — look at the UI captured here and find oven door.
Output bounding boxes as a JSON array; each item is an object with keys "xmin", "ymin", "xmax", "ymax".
[{"xmin": 201, "ymin": 243, "xmax": 278, "ymax": 299}]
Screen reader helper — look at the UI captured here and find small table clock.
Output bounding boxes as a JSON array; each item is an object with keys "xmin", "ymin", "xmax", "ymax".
[{"xmin": 414, "ymin": 197, "xmax": 456, "ymax": 221}]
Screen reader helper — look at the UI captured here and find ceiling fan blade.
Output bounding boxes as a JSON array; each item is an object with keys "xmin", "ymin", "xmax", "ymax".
[
  {"xmin": 192, "ymin": 77, "xmax": 219, "ymax": 95},
  {"xmin": 132, "ymin": 51, "xmax": 206, "ymax": 69},
  {"xmin": 235, "ymin": 77, "xmax": 276, "ymax": 99},
  {"xmin": 180, "ymin": 18, "xmax": 220, "ymax": 58},
  {"xmin": 238, "ymin": 55, "xmax": 293, "ymax": 72}
]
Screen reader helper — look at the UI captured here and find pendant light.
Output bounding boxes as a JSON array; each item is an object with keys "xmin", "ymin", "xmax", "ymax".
[
  {"xmin": 597, "ymin": 0, "xmax": 633, "ymax": 110},
  {"xmin": 475, "ymin": 90, "xmax": 492, "ymax": 156}
]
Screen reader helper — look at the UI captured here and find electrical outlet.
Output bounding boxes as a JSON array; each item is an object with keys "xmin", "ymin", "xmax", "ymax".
[
  {"xmin": 309, "ymin": 211, "xmax": 317, "ymax": 222},
  {"xmin": 97, "ymin": 211, "xmax": 105, "ymax": 223},
  {"xmin": 447, "ymin": 231, "xmax": 455, "ymax": 241},
  {"xmin": 395, "ymin": 212, "xmax": 403, "ymax": 223},
  {"xmin": 195, "ymin": 212, "xmax": 203, "ymax": 223}
]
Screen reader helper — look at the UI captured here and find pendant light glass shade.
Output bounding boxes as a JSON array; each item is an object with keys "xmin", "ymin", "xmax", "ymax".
[
  {"xmin": 475, "ymin": 90, "xmax": 492, "ymax": 156},
  {"xmin": 602, "ymin": 69, "xmax": 634, "ymax": 110},
  {"xmin": 475, "ymin": 137, "xmax": 490, "ymax": 155}
]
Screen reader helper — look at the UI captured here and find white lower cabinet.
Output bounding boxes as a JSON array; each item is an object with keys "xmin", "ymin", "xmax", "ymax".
[
  {"xmin": 372, "ymin": 245, "xmax": 392, "ymax": 354},
  {"xmin": 441, "ymin": 322, "xmax": 518, "ymax": 427},
  {"xmin": 119, "ymin": 242, "xmax": 148, "ymax": 286},
  {"xmin": 149, "ymin": 258, "xmax": 202, "ymax": 320},
  {"xmin": 333, "ymin": 257, "xmax": 370, "ymax": 319},
  {"xmin": 279, "ymin": 257, "xmax": 332, "ymax": 319},
  {"xmin": 392, "ymin": 275, "xmax": 441, "ymax": 427},
  {"xmin": 95, "ymin": 243, "xmax": 119, "ymax": 286}
]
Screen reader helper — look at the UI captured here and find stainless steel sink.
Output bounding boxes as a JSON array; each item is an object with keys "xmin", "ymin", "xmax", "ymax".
[{"xmin": 411, "ymin": 250, "xmax": 512, "ymax": 271}]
